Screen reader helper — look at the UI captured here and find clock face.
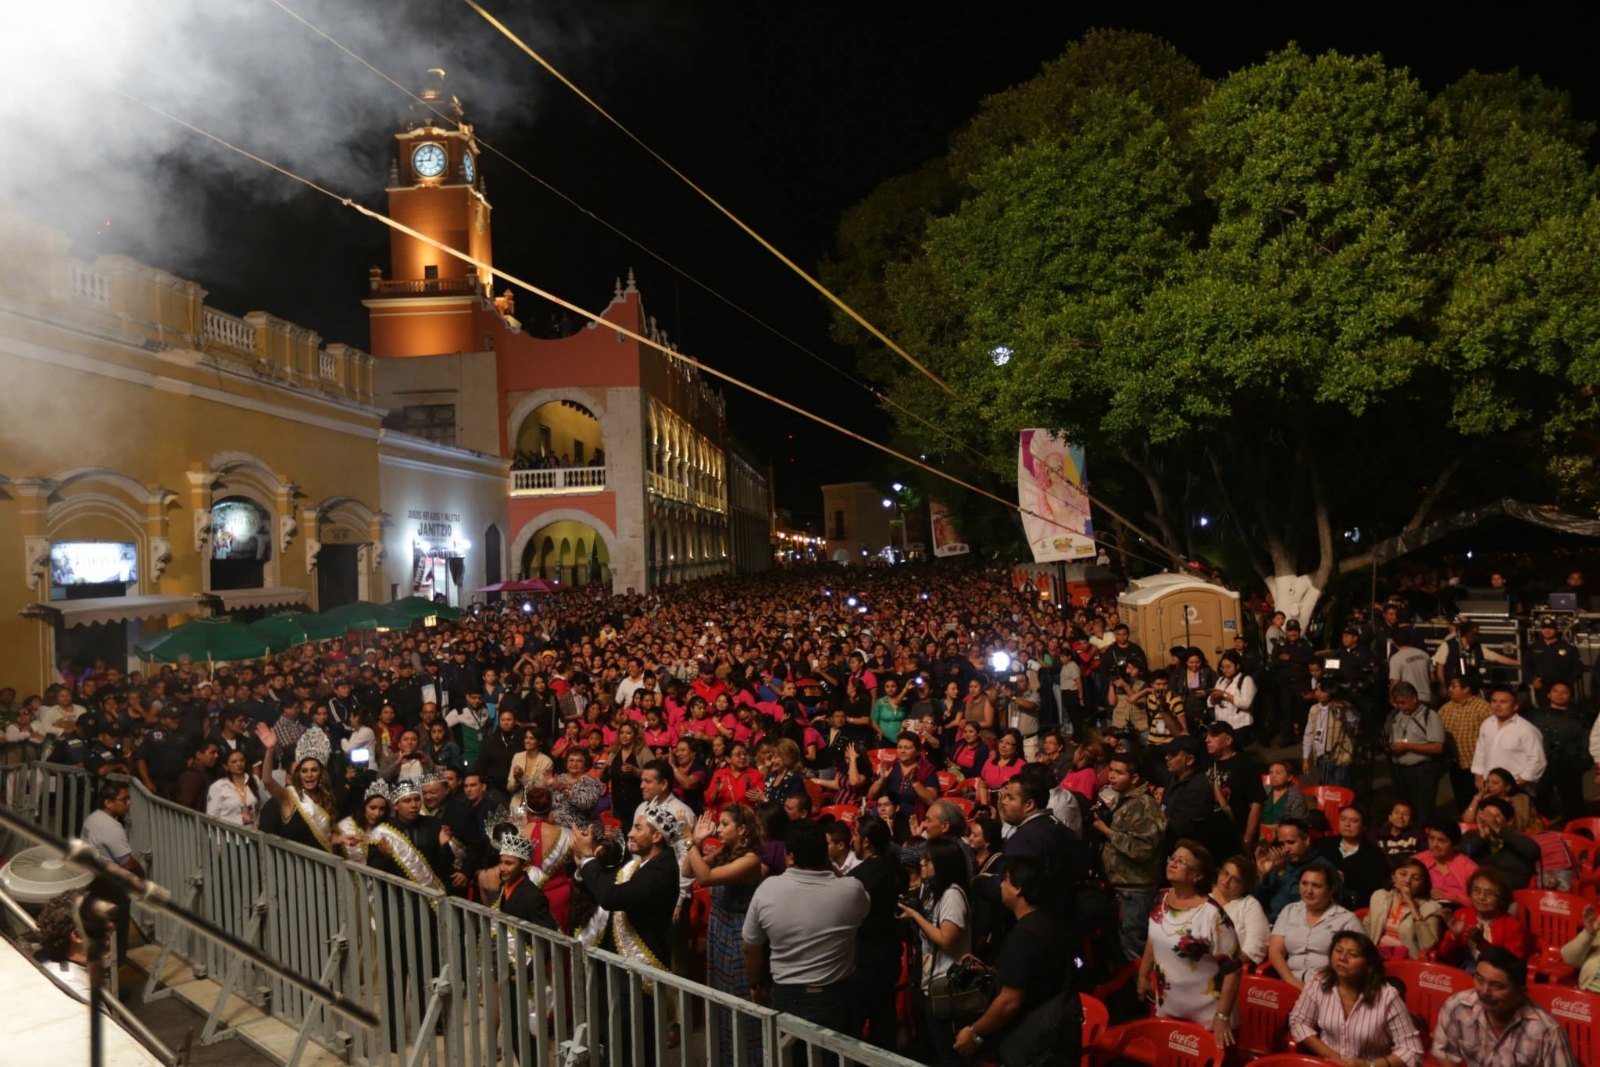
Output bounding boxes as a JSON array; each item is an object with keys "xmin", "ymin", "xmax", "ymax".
[
  {"xmin": 462, "ymin": 152, "xmax": 476, "ymax": 184},
  {"xmin": 412, "ymin": 143, "xmax": 447, "ymax": 179}
]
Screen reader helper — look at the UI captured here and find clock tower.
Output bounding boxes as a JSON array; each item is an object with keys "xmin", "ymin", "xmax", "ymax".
[{"xmin": 365, "ymin": 68, "xmax": 494, "ymax": 358}]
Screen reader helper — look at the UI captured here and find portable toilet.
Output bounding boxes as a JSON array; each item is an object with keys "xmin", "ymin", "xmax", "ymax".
[{"xmin": 1118, "ymin": 573, "xmax": 1242, "ymax": 661}]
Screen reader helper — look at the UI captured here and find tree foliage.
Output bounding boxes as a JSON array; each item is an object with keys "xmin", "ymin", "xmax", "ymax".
[{"xmin": 824, "ymin": 32, "xmax": 1600, "ymax": 594}]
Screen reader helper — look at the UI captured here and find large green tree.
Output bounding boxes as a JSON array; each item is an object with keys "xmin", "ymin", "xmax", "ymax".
[{"xmin": 825, "ymin": 34, "xmax": 1600, "ymax": 621}]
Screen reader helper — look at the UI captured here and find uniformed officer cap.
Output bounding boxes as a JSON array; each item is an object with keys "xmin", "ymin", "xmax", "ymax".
[
  {"xmin": 1538, "ymin": 616, "xmax": 1558, "ymax": 628},
  {"xmin": 1342, "ymin": 625, "xmax": 1361, "ymax": 637},
  {"xmin": 1285, "ymin": 619, "xmax": 1302, "ymax": 632},
  {"xmin": 158, "ymin": 703, "xmax": 181, "ymax": 720}
]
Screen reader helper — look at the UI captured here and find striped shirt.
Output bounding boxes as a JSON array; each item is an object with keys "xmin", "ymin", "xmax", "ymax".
[
  {"xmin": 1431, "ymin": 991, "xmax": 1577, "ymax": 1067},
  {"xmin": 1287, "ymin": 979, "xmax": 1425, "ymax": 1067}
]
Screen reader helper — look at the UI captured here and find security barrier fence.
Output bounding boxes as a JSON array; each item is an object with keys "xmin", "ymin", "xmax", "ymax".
[{"xmin": 0, "ymin": 763, "xmax": 922, "ymax": 1067}]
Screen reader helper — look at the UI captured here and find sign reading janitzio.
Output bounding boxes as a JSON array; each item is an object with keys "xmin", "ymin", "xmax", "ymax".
[{"xmin": 407, "ymin": 509, "xmax": 461, "ymax": 540}]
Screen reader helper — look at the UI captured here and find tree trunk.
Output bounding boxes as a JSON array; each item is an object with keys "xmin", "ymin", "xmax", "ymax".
[{"xmin": 1264, "ymin": 573, "xmax": 1323, "ymax": 630}]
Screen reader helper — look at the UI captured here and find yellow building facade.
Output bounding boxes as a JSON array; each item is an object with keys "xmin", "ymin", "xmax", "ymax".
[{"xmin": 0, "ymin": 211, "xmax": 508, "ymax": 694}]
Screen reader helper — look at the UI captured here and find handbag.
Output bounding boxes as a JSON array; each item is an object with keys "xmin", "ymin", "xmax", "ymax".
[{"xmin": 929, "ymin": 956, "xmax": 991, "ymax": 1021}]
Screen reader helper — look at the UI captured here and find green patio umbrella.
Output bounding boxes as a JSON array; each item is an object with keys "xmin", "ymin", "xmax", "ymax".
[
  {"xmin": 319, "ymin": 600, "xmax": 390, "ymax": 631},
  {"xmin": 378, "ymin": 596, "xmax": 464, "ymax": 626},
  {"xmin": 250, "ymin": 610, "xmax": 347, "ymax": 647},
  {"xmin": 135, "ymin": 617, "xmax": 277, "ymax": 663}
]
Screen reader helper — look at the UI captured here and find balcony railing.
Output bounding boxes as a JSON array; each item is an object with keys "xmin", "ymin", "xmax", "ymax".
[
  {"xmin": 510, "ymin": 466, "xmax": 607, "ymax": 496},
  {"xmin": 68, "ymin": 261, "xmax": 110, "ymax": 305},
  {"xmin": 647, "ymin": 472, "xmax": 726, "ymax": 513},
  {"xmin": 369, "ymin": 277, "xmax": 482, "ymax": 297},
  {"xmin": 203, "ymin": 307, "xmax": 257, "ymax": 354}
]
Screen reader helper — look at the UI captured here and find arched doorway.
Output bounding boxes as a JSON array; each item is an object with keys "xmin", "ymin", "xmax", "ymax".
[
  {"xmin": 519, "ymin": 518, "xmax": 611, "ymax": 589},
  {"xmin": 210, "ymin": 496, "xmax": 273, "ymax": 591},
  {"xmin": 484, "ymin": 524, "xmax": 503, "ymax": 585}
]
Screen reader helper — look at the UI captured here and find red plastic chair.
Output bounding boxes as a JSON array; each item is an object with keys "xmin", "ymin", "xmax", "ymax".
[
  {"xmin": 1303, "ymin": 785, "xmax": 1355, "ymax": 829},
  {"xmin": 1565, "ymin": 817, "xmax": 1600, "ymax": 841},
  {"xmin": 1089, "ymin": 1019, "xmax": 1222, "ymax": 1067},
  {"xmin": 946, "ymin": 796, "xmax": 976, "ymax": 818},
  {"xmin": 1258, "ymin": 825, "xmax": 1277, "ymax": 843},
  {"xmin": 868, "ymin": 748, "xmax": 896, "ymax": 772},
  {"xmin": 936, "ymin": 770, "xmax": 959, "ymax": 794},
  {"xmin": 804, "ymin": 777, "xmax": 825, "ymax": 808},
  {"xmin": 1386, "ymin": 959, "xmax": 1474, "ymax": 1028},
  {"xmin": 1080, "ymin": 993, "xmax": 1109, "ymax": 1048},
  {"xmin": 817, "ymin": 804, "xmax": 859, "ymax": 825},
  {"xmin": 599, "ymin": 812, "xmax": 622, "ymax": 830},
  {"xmin": 1237, "ymin": 973, "xmax": 1297, "ymax": 1059},
  {"xmin": 1513, "ymin": 889, "xmax": 1586, "ymax": 984},
  {"xmin": 1527, "ymin": 984, "xmax": 1599, "ymax": 1065}
]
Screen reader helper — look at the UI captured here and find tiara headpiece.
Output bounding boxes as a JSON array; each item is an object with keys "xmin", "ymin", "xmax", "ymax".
[
  {"xmin": 497, "ymin": 832, "xmax": 534, "ymax": 862},
  {"xmin": 295, "ymin": 727, "xmax": 332, "ymax": 766}
]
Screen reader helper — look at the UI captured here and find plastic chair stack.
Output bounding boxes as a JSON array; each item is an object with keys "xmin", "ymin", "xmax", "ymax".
[{"xmin": 1513, "ymin": 889, "xmax": 1587, "ymax": 984}]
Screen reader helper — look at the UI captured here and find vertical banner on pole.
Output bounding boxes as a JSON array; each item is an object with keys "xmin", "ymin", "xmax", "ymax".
[
  {"xmin": 929, "ymin": 499, "xmax": 969, "ymax": 557},
  {"xmin": 1018, "ymin": 429, "xmax": 1096, "ymax": 562}
]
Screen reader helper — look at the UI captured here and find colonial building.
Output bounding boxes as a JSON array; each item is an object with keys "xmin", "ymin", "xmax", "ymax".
[
  {"xmin": 365, "ymin": 72, "xmax": 772, "ymax": 593},
  {"xmin": 0, "ymin": 209, "xmax": 508, "ymax": 693}
]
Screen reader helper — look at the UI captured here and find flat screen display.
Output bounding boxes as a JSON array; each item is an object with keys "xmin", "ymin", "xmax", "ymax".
[{"xmin": 51, "ymin": 541, "xmax": 138, "ymax": 586}]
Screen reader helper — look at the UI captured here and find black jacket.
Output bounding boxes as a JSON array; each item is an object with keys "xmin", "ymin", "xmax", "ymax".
[
  {"xmin": 577, "ymin": 850, "xmax": 677, "ymax": 968},
  {"xmin": 495, "ymin": 875, "xmax": 556, "ymax": 931}
]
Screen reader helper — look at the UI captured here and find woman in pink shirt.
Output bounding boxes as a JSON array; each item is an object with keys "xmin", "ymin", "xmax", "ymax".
[
  {"xmin": 1061, "ymin": 740, "xmax": 1106, "ymax": 804},
  {"xmin": 682, "ymin": 696, "xmax": 719, "ymax": 742},
  {"xmin": 975, "ymin": 729, "xmax": 1028, "ymax": 809},
  {"xmin": 1415, "ymin": 823, "xmax": 1478, "ymax": 907},
  {"xmin": 948, "ymin": 721, "xmax": 990, "ymax": 777},
  {"xmin": 642, "ymin": 704, "xmax": 678, "ymax": 755}
]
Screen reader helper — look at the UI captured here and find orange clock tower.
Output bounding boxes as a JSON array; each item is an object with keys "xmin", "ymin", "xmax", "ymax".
[{"xmin": 365, "ymin": 69, "xmax": 494, "ymax": 358}]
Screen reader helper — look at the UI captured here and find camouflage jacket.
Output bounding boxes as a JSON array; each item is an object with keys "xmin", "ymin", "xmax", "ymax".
[{"xmin": 1101, "ymin": 782, "xmax": 1166, "ymax": 892}]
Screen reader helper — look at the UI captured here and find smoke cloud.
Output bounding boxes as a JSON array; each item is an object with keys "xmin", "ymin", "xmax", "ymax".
[{"xmin": 4, "ymin": 0, "xmax": 607, "ymax": 269}]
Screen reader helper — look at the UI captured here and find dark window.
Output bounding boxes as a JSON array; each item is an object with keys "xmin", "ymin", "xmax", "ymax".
[
  {"xmin": 423, "ymin": 265, "xmax": 439, "ymax": 280},
  {"xmin": 832, "ymin": 510, "xmax": 847, "ymax": 539}
]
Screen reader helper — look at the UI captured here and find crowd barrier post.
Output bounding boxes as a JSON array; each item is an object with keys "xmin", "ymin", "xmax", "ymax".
[
  {"xmin": 260, "ymin": 835, "xmax": 361, "ymax": 1063},
  {"xmin": 444, "ymin": 896, "xmax": 588, "ymax": 1067}
]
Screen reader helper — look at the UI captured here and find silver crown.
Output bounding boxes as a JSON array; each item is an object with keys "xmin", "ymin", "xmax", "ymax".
[
  {"xmin": 295, "ymin": 727, "xmax": 332, "ymax": 766},
  {"xmin": 418, "ymin": 770, "xmax": 447, "ymax": 789},
  {"xmin": 497, "ymin": 831, "xmax": 534, "ymax": 862},
  {"xmin": 641, "ymin": 804, "xmax": 686, "ymax": 847},
  {"xmin": 365, "ymin": 779, "xmax": 392, "ymax": 802},
  {"xmin": 389, "ymin": 776, "xmax": 422, "ymax": 799},
  {"xmin": 483, "ymin": 803, "xmax": 512, "ymax": 832}
]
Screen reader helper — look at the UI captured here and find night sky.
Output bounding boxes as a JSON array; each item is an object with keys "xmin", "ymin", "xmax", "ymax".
[{"xmin": 86, "ymin": 5, "xmax": 1599, "ymax": 525}]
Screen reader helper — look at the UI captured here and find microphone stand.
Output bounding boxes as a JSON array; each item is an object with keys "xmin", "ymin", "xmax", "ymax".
[{"xmin": 0, "ymin": 806, "xmax": 379, "ymax": 1067}]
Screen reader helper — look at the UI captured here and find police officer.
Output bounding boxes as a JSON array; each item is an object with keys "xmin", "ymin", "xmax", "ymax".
[
  {"xmin": 85, "ymin": 720, "xmax": 132, "ymax": 778},
  {"xmin": 1270, "ymin": 620, "xmax": 1316, "ymax": 745},
  {"xmin": 327, "ymin": 679, "xmax": 360, "ymax": 744},
  {"xmin": 389, "ymin": 663, "xmax": 424, "ymax": 729},
  {"xmin": 1525, "ymin": 617, "xmax": 1581, "ymax": 708},
  {"xmin": 135, "ymin": 705, "xmax": 194, "ymax": 801},
  {"xmin": 169, "ymin": 681, "xmax": 209, "ymax": 741}
]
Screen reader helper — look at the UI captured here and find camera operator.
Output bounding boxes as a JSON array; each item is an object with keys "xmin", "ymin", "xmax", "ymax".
[
  {"xmin": 1089, "ymin": 752, "xmax": 1165, "ymax": 962},
  {"xmin": 998, "ymin": 673, "xmax": 1041, "ymax": 759}
]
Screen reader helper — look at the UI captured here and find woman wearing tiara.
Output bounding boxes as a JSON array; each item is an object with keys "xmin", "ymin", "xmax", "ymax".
[
  {"xmin": 336, "ymin": 779, "xmax": 391, "ymax": 864},
  {"xmin": 516, "ymin": 785, "xmax": 576, "ymax": 931},
  {"xmin": 258, "ymin": 723, "xmax": 340, "ymax": 853}
]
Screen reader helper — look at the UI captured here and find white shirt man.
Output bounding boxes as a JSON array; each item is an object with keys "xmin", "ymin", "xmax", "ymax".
[
  {"xmin": 1471, "ymin": 688, "xmax": 1547, "ymax": 788},
  {"xmin": 639, "ymin": 762, "xmax": 694, "ymax": 907},
  {"xmin": 39, "ymin": 692, "xmax": 86, "ymax": 737},
  {"xmin": 614, "ymin": 664, "xmax": 650, "ymax": 710}
]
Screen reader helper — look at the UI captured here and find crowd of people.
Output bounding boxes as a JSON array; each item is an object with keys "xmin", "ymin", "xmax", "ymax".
[
  {"xmin": 509, "ymin": 447, "xmax": 607, "ymax": 471},
  {"xmin": 2, "ymin": 561, "xmax": 1595, "ymax": 1066}
]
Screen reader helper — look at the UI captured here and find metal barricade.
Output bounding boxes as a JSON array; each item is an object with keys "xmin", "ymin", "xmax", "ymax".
[
  {"xmin": 259, "ymin": 835, "xmax": 360, "ymax": 1062},
  {"xmin": 345, "ymin": 859, "xmax": 454, "ymax": 1067},
  {"xmin": 774, "ymin": 1014, "xmax": 929, "ymax": 1067},
  {"xmin": 444, "ymin": 897, "xmax": 587, "ymax": 1067},
  {"xmin": 584, "ymin": 944, "xmax": 782, "ymax": 1067}
]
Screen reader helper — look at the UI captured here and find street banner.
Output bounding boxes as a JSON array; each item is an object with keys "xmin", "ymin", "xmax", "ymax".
[
  {"xmin": 1018, "ymin": 429, "xmax": 1096, "ymax": 562},
  {"xmin": 930, "ymin": 499, "xmax": 969, "ymax": 557}
]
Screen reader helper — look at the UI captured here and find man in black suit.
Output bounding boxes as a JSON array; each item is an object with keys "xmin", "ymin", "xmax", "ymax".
[
  {"xmin": 571, "ymin": 806, "xmax": 680, "ymax": 1065},
  {"xmin": 987, "ymin": 771, "xmax": 1089, "ymax": 956}
]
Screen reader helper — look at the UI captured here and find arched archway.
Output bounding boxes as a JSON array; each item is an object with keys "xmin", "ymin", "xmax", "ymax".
[
  {"xmin": 510, "ymin": 397, "xmax": 605, "ymax": 466},
  {"xmin": 484, "ymin": 524, "xmax": 504, "ymax": 586},
  {"xmin": 512, "ymin": 511, "xmax": 617, "ymax": 591}
]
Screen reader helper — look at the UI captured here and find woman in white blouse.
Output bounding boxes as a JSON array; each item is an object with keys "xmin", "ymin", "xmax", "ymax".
[
  {"xmin": 340, "ymin": 708, "xmax": 376, "ymax": 760},
  {"xmin": 1216, "ymin": 855, "xmax": 1271, "ymax": 965},
  {"xmin": 206, "ymin": 748, "xmax": 263, "ymax": 827},
  {"xmin": 1269, "ymin": 863, "xmax": 1363, "ymax": 988},
  {"xmin": 508, "ymin": 727, "xmax": 553, "ymax": 795},
  {"xmin": 1207, "ymin": 653, "xmax": 1257, "ymax": 747}
]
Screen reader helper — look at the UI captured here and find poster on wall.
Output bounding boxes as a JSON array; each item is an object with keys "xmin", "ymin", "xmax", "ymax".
[
  {"xmin": 211, "ymin": 499, "xmax": 273, "ymax": 561},
  {"xmin": 51, "ymin": 541, "xmax": 138, "ymax": 586},
  {"xmin": 1018, "ymin": 429, "xmax": 1096, "ymax": 563},
  {"xmin": 929, "ymin": 500, "xmax": 969, "ymax": 557}
]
